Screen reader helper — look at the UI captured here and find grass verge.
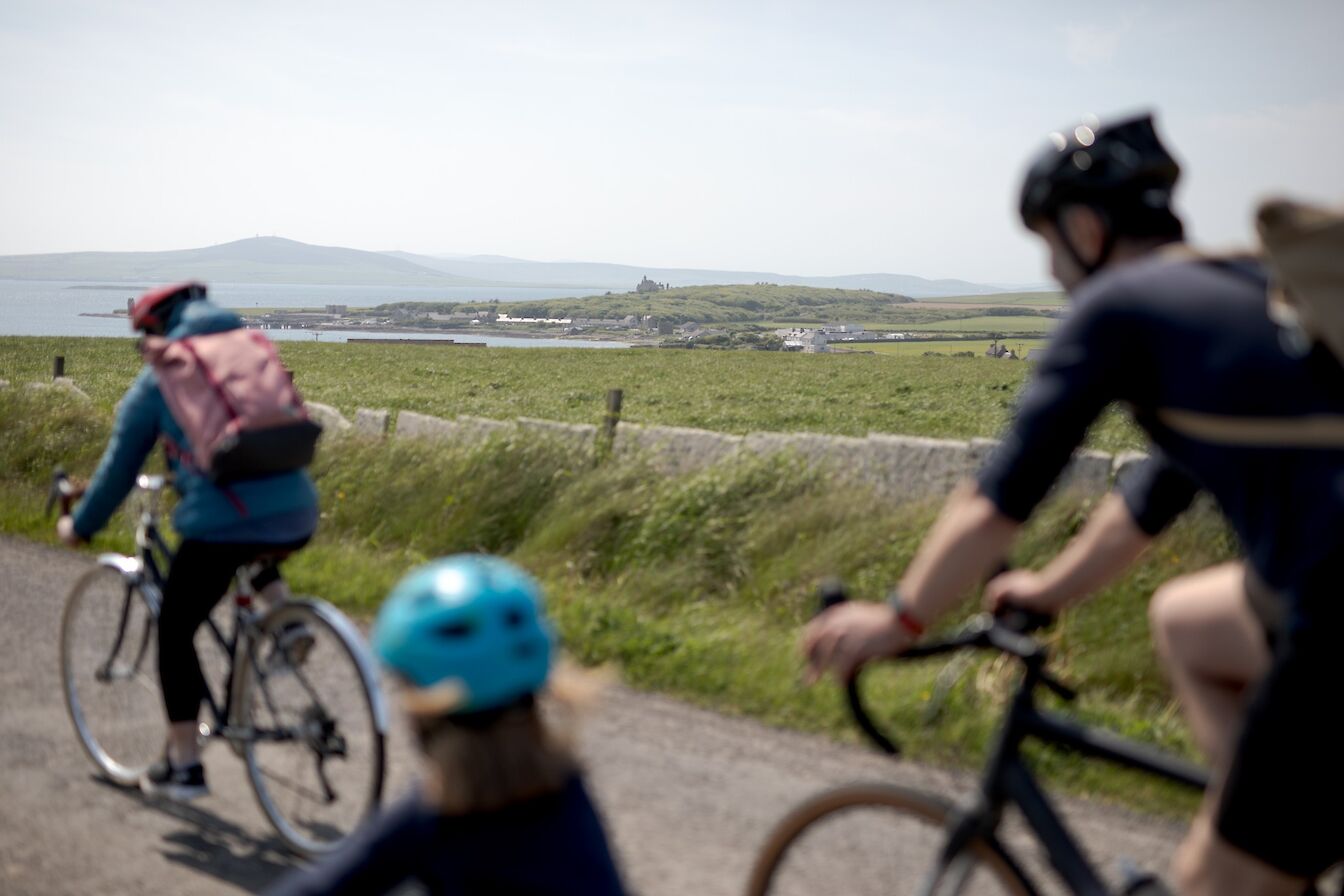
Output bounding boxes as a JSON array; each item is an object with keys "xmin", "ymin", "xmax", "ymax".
[{"xmin": 1, "ymin": 384, "xmax": 1231, "ymax": 817}]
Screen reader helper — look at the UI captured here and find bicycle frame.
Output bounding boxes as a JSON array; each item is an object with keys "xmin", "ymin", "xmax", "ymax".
[
  {"xmin": 90, "ymin": 487, "xmax": 390, "ymax": 752},
  {"xmin": 92, "ymin": 506, "xmax": 241, "ymax": 736},
  {"xmin": 952, "ymin": 662, "xmax": 1208, "ymax": 896},
  {"xmin": 834, "ymin": 611, "xmax": 1215, "ymax": 896}
]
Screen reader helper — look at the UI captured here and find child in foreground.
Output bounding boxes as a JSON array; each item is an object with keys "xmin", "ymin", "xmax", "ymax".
[{"xmin": 265, "ymin": 555, "xmax": 628, "ymax": 895}]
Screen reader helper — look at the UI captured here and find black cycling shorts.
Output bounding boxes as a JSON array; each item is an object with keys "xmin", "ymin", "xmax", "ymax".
[{"xmin": 1216, "ymin": 619, "xmax": 1344, "ymax": 877}]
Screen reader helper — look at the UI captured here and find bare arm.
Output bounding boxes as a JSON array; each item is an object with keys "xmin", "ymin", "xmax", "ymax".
[
  {"xmin": 984, "ymin": 491, "xmax": 1153, "ymax": 616},
  {"xmin": 897, "ymin": 481, "xmax": 1021, "ymax": 622}
]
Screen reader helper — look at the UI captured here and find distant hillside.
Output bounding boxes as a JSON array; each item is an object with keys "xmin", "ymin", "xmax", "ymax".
[
  {"xmin": 0, "ymin": 235, "xmax": 1014, "ymax": 297},
  {"xmin": 0, "ymin": 237, "xmax": 496, "ymax": 287},
  {"xmin": 383, "ymin": 251, "xmax": 1008, "ymax": 299},
  {"xmin": 377, "ymin": 283, "xmax": 925, "ymax": 326}
]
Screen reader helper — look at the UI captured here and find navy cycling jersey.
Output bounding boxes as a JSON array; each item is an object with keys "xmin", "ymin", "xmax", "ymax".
[
  {"xmin": 977, "ymin": 251, "xmax": 1344, "ymax": 623},
  {"xmin": 264, "ymin": 777, "xmax": 627, "ymax": 896},
  {"xmin": 1115, "ymin": 451, "xmax": 1201, "ymax": 537}
]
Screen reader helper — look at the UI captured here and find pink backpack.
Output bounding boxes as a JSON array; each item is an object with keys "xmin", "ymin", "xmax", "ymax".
[{"xmin": 144, "ymin": 329, "xmax": 322, "ymax": 483}]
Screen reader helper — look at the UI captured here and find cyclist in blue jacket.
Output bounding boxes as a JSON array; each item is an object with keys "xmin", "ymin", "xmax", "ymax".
[
  {"xmin": 264, "ymin": 555, "xmax": 628, "ymax": 896},
  {"xmin": 804, "ymin": 114, "xmax": 1344, "ymax": 894},
  {"xmin": 57, "ymin": 282, "xmax": 319, "ymax": 800}
]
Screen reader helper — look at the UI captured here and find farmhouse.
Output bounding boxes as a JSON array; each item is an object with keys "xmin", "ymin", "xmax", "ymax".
[{"xmin": 775, "ymin": 328, "xmax": 829, "ymax": 353}]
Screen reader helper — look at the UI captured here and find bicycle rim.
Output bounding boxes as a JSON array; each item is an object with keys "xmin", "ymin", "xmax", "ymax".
[
  {"xmin": 238, "ymin": 602, "xmax": 385, "ymax": 856},
  {"xmin": 60, "ymin": 564, "xmax": 163, "ymax": 785},
  {"xmin": 746, "ymin": 784, "xmax": 1034, "ymax": 896}
]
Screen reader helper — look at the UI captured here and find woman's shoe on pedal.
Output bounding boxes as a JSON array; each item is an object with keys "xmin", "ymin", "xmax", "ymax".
[{"xmin": 140, "ymin": 757, "xmax": 209, "ymax": 801}]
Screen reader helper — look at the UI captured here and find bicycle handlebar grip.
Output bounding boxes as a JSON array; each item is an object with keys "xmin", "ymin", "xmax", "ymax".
[{"xmin": 817, "ymin": 578, "xmax": 848, "ymax": 612}]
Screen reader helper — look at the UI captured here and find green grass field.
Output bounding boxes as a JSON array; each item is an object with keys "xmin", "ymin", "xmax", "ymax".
[
  {"xmin": 913, "ymin": 314, "xmax": 1060, "ymax": 335},
  {"xmin": 0, "ymin": 379, "xmax": 1224, "ymax": 816},
  {"xmin": 917, "ymin": 290, "xmax": 1066, "ymax": 306},
  {"xmin": 839, "ymin": 338, "xmax": 1050, "ymax": 357},
  {"xmin": 0, "ymin": 336, "xmax": 1143, "ymax": 453}
]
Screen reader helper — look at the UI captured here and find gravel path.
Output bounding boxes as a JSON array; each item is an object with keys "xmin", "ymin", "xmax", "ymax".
[{"xmin": 0, "ymin": 536, "xmax": 1186, "ymax": 894}]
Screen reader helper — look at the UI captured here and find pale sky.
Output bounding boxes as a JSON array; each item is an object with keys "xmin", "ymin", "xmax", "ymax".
[{"xmin": 3, "ymin": 0, "xmax": 1341, "ymax": 284}]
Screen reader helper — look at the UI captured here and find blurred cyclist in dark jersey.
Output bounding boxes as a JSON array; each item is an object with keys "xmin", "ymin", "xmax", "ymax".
[
  {"xmin": 265, "ymin": 554, "xmax": 627, "ymax": 896},
  {"xmin": 803, "ymin": 113, "xmax": 1344, "ymax": 894}
]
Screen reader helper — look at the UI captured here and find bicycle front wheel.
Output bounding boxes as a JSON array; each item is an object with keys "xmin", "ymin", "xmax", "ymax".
[
  {"xmin": 236, "ymin": 599, "xmax": 385, "ymax": 856},
  {"xmin": 60, "ymin": 563, "xmax": 163, "ymax": 785},
  {"xmin": 746, "ymin": 784, "xmax": 1034, "ymax": 896}
]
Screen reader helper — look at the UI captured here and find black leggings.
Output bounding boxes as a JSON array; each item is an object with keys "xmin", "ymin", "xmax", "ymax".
[{"xmin": 158, "ymin": 537, "xmax": 310, "ymax": 723}]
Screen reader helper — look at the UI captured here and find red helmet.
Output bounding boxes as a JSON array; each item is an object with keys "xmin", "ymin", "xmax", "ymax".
[{"xmin": 130, "ymin": 282, "xmax": 207, "ymax": 334}]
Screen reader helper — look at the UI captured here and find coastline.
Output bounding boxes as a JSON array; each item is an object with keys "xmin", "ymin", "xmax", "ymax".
[{"xmin": 76, "ymin": 311, "xmax": 654, "ymax": 345}]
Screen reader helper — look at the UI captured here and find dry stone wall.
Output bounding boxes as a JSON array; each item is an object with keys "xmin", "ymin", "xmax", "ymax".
[{"xmin": 352, "ymin": 406, "xmax": 1143, "ymax": 502}]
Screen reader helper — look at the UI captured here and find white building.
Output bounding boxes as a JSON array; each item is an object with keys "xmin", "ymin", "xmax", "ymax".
[{"xmin": 777, "ymin": 328, "xmax": 829, "ymax": 353}]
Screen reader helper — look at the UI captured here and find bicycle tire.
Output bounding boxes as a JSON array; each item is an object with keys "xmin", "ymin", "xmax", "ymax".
[
  {"xmin": 746, "ymin": 783, "xmax": 1036, "ymax": 896},
  {"xmin": 60, "ymin": 562, "xmax": 163, "ymax": 785},
  {"xmin": 236, "ymin": 599, "xmax": 386, "ymax": 856}
]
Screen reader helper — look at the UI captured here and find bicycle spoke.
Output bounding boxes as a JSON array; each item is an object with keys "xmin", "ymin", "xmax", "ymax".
[
  {"xmin": 238, "ymin": 602, "xmax": 384, "ymax": 856},
  {"xmin": 253, "ymin": 763, "xmax": 333, "ymax": 804}
]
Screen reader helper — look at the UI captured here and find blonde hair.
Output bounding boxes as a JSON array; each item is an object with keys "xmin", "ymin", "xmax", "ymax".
[{"xmin": 407, "ymin": 660, "xmax": 609, "ymax": 815}]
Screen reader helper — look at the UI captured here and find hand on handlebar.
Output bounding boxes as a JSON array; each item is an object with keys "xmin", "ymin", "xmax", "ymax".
[
  {"xmin": 56, "ymin": 515, "xmax": 85, "ymax": 547},
  {"xmin": 48, "ymin": 468, "xmax": 87, "ymax": 547},
  {"xmin": 983, "ymin": 568, "xmax": 1060, "ymax": 616},
  {"xmin": 802, "ymin": 601, "xmax": 915, "ymax": 685}
]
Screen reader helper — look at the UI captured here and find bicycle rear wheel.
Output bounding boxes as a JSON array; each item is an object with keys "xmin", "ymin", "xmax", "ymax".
[
  {"xmin": 60, "ymin": 563, "xmax": 163, "ymax": 785},
  {"xmin": 236, "ymin": 599, "xmax": 385, "ymax": 856},
  {"xmin": 746, "ymin": 784, "xmax": 1034, "ymax": 896}
]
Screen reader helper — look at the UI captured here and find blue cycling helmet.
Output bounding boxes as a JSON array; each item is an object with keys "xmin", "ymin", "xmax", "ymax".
[{"xmin": 372, "ymin": 555, "xmax": 555, "ymax": 713}]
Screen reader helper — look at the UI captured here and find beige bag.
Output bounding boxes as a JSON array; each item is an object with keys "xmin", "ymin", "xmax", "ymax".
[
  {"xmin": 1257, "ymin": 197, "xmax": 1344, "ymax": 364},
  {"xmin": 1153, "ymin": 200, "xmax": 1344, "ymax": 447}
]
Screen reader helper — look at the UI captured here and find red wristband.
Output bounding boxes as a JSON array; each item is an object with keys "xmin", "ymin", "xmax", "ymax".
[{"xmin": 887, "ymin": 591, "xmax": 925, "ymax": 637}]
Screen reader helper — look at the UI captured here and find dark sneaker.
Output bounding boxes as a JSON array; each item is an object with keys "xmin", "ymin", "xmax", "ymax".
[
  {"xmin": 1120, "ymin": 873, "xmax": 1175, "ymax": 895},
  {"xmin": 139, "ymin": 757, "xmax": 208, "ymax": 801},
  {"xmin": 268, "ymin": 622, "xmax": 316, "ymax": 672}
]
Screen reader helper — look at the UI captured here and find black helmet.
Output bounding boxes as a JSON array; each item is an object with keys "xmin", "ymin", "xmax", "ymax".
[{"xmin": 1018, "ymin": 113, "xmax": 1181, "ymax": 231}]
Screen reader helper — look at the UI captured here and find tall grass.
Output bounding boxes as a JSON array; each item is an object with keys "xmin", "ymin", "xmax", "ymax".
[{"xmin": 1, "ymin": 383, "xmax": 1233, "ymax": 814}]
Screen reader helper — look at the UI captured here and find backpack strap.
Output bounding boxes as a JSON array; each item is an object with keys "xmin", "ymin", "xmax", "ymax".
[
  {"xmin": 176, "ymin": 335, "xmax": 242, "ymax": 423},
  {"xmin": 1154, "ymin": 243, "xmax": 1264, "ymax": 281},
  {"xmin": 1156, "ymin": 408, "xmax": 1344, "ymax": 448}
]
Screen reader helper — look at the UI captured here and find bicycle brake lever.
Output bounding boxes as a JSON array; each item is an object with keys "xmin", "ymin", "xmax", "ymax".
[
  {"xmin": 994, "ymin": 604, "xmax": 1055, "ymax": 635},
  {"xmin": 45, "ymin": 467, "xmax": 67, "ymax": 518}
]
